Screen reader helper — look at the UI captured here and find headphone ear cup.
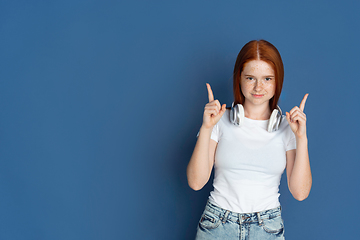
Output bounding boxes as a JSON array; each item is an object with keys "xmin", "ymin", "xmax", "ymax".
[
  {"xmin": 230, "ymin": 103, "xmax": 244, "ymax": 127},
  {"xmin": 267, "ymin": 106, "xmax": 283, "ymax": 132}
]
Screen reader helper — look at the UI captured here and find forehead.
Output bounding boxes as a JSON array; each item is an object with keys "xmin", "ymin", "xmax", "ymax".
[{"xmin": 242, "ymin": 60, "xmax": 274, "ymax": 75}]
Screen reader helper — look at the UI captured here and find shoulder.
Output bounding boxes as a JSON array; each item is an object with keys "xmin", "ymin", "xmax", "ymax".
[
  {"xmin": 280, "ymin": 115, "xmax": 290, "ymax": 128},
  {"xmin": 218, "ymin": 108, "xmax": 231, "ymax": 125},
  {"xmin": 213, "ymin": 109, "xmax": 231, "ymax": 132},
  {"xmin": 280, "ymin": 115, "xmax": 296, "ymax": 138}
]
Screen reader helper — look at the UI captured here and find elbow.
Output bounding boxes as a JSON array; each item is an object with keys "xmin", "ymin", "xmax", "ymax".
[
  {"xmin": 186, "ymin": 168, "xmax": 207, "ymax": 191},
  {"xmin": 292, "ymin": 191, "xmax": 310, "ymax": 201},
  {"xmin": 188, "ymin": 181, "xmax": 204, "ymax": 191},
  {"xmin": 294, "ymin": 194, "xmax": 308, "ymax": 201},
  {"xmin": 289, "ymin": 180, "xmax": 312, "ymax": 201},
  {"xmin": 187, "ymin": 173, "xmax": 206, "ymax": 191}
]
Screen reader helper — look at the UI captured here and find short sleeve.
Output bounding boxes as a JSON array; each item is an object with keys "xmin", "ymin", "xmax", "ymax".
[
  {"xmin": 196, "ymin": 123, "xmax": 220, "ymax": 142},
  {"xmin": 210, "ymin": 123, "xmax": 219, "ymax": 142},
  {"xmin": 285, "ymin": 128, "xmax": 296, "ymax": 151}
]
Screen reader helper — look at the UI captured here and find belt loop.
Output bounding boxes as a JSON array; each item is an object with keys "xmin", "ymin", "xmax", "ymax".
[
  {"xmin": 257, "ymin": 212, "xmax": 263, "ymax": 226},
  {"xmin": 222, "ymin": 210, "xmax": 230, "ymax": 223},
  {"xmin": 239, "ymin": 213, "xmax": 244, "ymax": 225}
]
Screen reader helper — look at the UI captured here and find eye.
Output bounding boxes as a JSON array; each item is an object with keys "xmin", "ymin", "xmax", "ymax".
[
  {"xmin": 265, "ymin": 77, "xmax": 272, "ymax": 81},
  {"xmin": 247, "ymin": 77, "xmax": 254, "ymax": 80}
]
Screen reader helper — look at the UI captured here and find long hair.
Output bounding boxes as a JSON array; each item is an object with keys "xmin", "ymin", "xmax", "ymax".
[{"xmin": 233, "ymin": 40, "xmax": 284, "ymax": 111}]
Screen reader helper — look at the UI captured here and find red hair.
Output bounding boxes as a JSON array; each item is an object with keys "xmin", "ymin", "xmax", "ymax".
[{"xmin": 233, "ymin": 40, "xmax": 284, "ymax": 111}]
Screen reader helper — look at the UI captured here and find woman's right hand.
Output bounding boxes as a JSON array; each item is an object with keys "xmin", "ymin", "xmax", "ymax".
[{"xmin": 202, "ymin": 83, "xmax": 226, "ymax": 129}]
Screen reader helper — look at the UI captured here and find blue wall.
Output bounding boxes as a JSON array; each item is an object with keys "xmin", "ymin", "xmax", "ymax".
[{"xmin": 1, "ymin": 0, "xmax": 359, "ymax": 239}]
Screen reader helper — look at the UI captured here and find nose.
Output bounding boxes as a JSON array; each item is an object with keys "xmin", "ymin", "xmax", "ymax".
[{"xmin": 254, "ymin": 80, "xmax": 263, "ymax": 91}]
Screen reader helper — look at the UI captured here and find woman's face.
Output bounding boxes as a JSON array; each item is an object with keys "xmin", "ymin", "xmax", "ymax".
[{"xmin": 240, "ymin": 60, "xmax": 276, "ymax": 109}]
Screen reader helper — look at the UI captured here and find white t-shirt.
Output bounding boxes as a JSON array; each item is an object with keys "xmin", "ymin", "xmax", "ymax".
[{"xmin": 206, "ymin": 109, "xmax": 296, "ymax": 213}]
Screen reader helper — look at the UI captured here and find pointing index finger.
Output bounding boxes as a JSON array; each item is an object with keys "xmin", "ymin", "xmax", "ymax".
[
  {"xmin": 299, "ymin": 93, "xmax": 309, "ymax": 111},
  {"xmin": 206, "ymin": 83, "xmax": 214, "ymax": 102}
]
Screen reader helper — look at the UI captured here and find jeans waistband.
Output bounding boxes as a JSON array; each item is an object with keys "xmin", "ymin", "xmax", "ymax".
[{"xmin": 205, "ymin": 200, "xmax": 282, "ymax": 225}]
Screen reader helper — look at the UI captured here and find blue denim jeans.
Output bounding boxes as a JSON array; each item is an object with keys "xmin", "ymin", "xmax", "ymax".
[{"xmin": 195, "ymin": 201, "xmax": 285, "ymax": 240}]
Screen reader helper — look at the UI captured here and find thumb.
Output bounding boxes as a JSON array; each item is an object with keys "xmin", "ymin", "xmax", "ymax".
[
  {"xmin": 213, "ymin": 104, "xmax": 226, "ymax": 122},
  {"xmin": 218, "ymin": 104, "xmax": 226, "ymax": 116},
  {"xmin": 285, "ymin": 112, "xmax": 291, "ymax": 123}
]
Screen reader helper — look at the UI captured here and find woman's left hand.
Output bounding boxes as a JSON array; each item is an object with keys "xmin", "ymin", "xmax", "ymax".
[{"xmin": 286, "ymin": 94, "xmax": 309, "ymax": 139}]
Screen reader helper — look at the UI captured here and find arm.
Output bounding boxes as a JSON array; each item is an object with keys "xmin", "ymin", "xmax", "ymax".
[
  {"xmin": 286, "ymin": 137, "xmax": 312, "ymax": 201},
  {"xmin": 187, "ymin": 83, "xmax": 226, "ymax": 191},
  {"xmin": 187, "ymin": 129, "xmax": 218, "ymax": 191},
  {"xmin": 285, "ymin": 94, "xmax": 312, "ymax": 201}
]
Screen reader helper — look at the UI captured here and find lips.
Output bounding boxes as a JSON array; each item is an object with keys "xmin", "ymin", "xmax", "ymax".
[{"xmin": 252, "ymin": 94, "xmax": 264, "ymax": 98}]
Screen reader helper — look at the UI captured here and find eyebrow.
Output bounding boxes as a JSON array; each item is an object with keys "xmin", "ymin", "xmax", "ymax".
[{"xmin": 244, "ymin": 74, "xmax": 275, "ymax": 78}]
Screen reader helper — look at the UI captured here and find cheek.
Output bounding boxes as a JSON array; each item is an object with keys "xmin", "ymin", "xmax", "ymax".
[
  {"xmin": 268, "ymin": 84, "xmax": 276, "ymax": 96},
  {"xmin": 240, "ymin": 81, "xmax": 252, "ymax": 92},
  {"xmin": 241, "ymin": 84, "xmax": 253, "ymax": 95}
]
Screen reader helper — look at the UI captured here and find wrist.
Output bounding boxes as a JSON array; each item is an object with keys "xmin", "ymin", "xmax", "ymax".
[
  {"xmin": 296, "ymin": 134, "xmax": 308, "ymax": 143},
  {"xmin": 200, "ymin": 124, "xmax": 214, "ymax": 132}
]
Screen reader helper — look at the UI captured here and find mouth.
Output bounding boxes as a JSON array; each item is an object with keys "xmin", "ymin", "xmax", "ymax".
[{"xmin": 252, "ymin": 94, "xmax": 264, "ymax": 98}]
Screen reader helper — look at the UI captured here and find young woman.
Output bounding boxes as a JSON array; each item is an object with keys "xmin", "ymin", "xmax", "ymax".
[{"xmin": 187, "ymin": 40, "xmax": 312, "ymax": 239}]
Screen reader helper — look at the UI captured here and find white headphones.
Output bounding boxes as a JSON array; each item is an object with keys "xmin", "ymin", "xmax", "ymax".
[{"xmin": 230, "ymin": 102, "xmax": 283, "ymax": 132}]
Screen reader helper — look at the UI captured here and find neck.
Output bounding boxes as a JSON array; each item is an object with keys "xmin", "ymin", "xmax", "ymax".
[{"xmin": 243, "ymin": 101, "xmax": 271, "ymax": 120}]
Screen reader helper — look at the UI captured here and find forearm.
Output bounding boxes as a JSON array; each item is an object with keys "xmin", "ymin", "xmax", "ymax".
[
  {"xmin": 289, "ymin": 136, "xmax": 312, "ymax": 201},
  {"xmin": 187, "ymin": 125, "xmax": 214, "ymax": 191}
]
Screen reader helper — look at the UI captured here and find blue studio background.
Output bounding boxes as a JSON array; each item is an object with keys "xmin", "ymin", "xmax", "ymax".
[{"xmin": 1, "ymin": 0, "xmax": 359, "ymax": 239}]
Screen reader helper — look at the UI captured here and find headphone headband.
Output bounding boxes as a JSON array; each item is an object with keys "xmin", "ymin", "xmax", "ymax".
[{"xmin": 230, "ymin": 103, "xmax": 282, "ymax": 132}]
